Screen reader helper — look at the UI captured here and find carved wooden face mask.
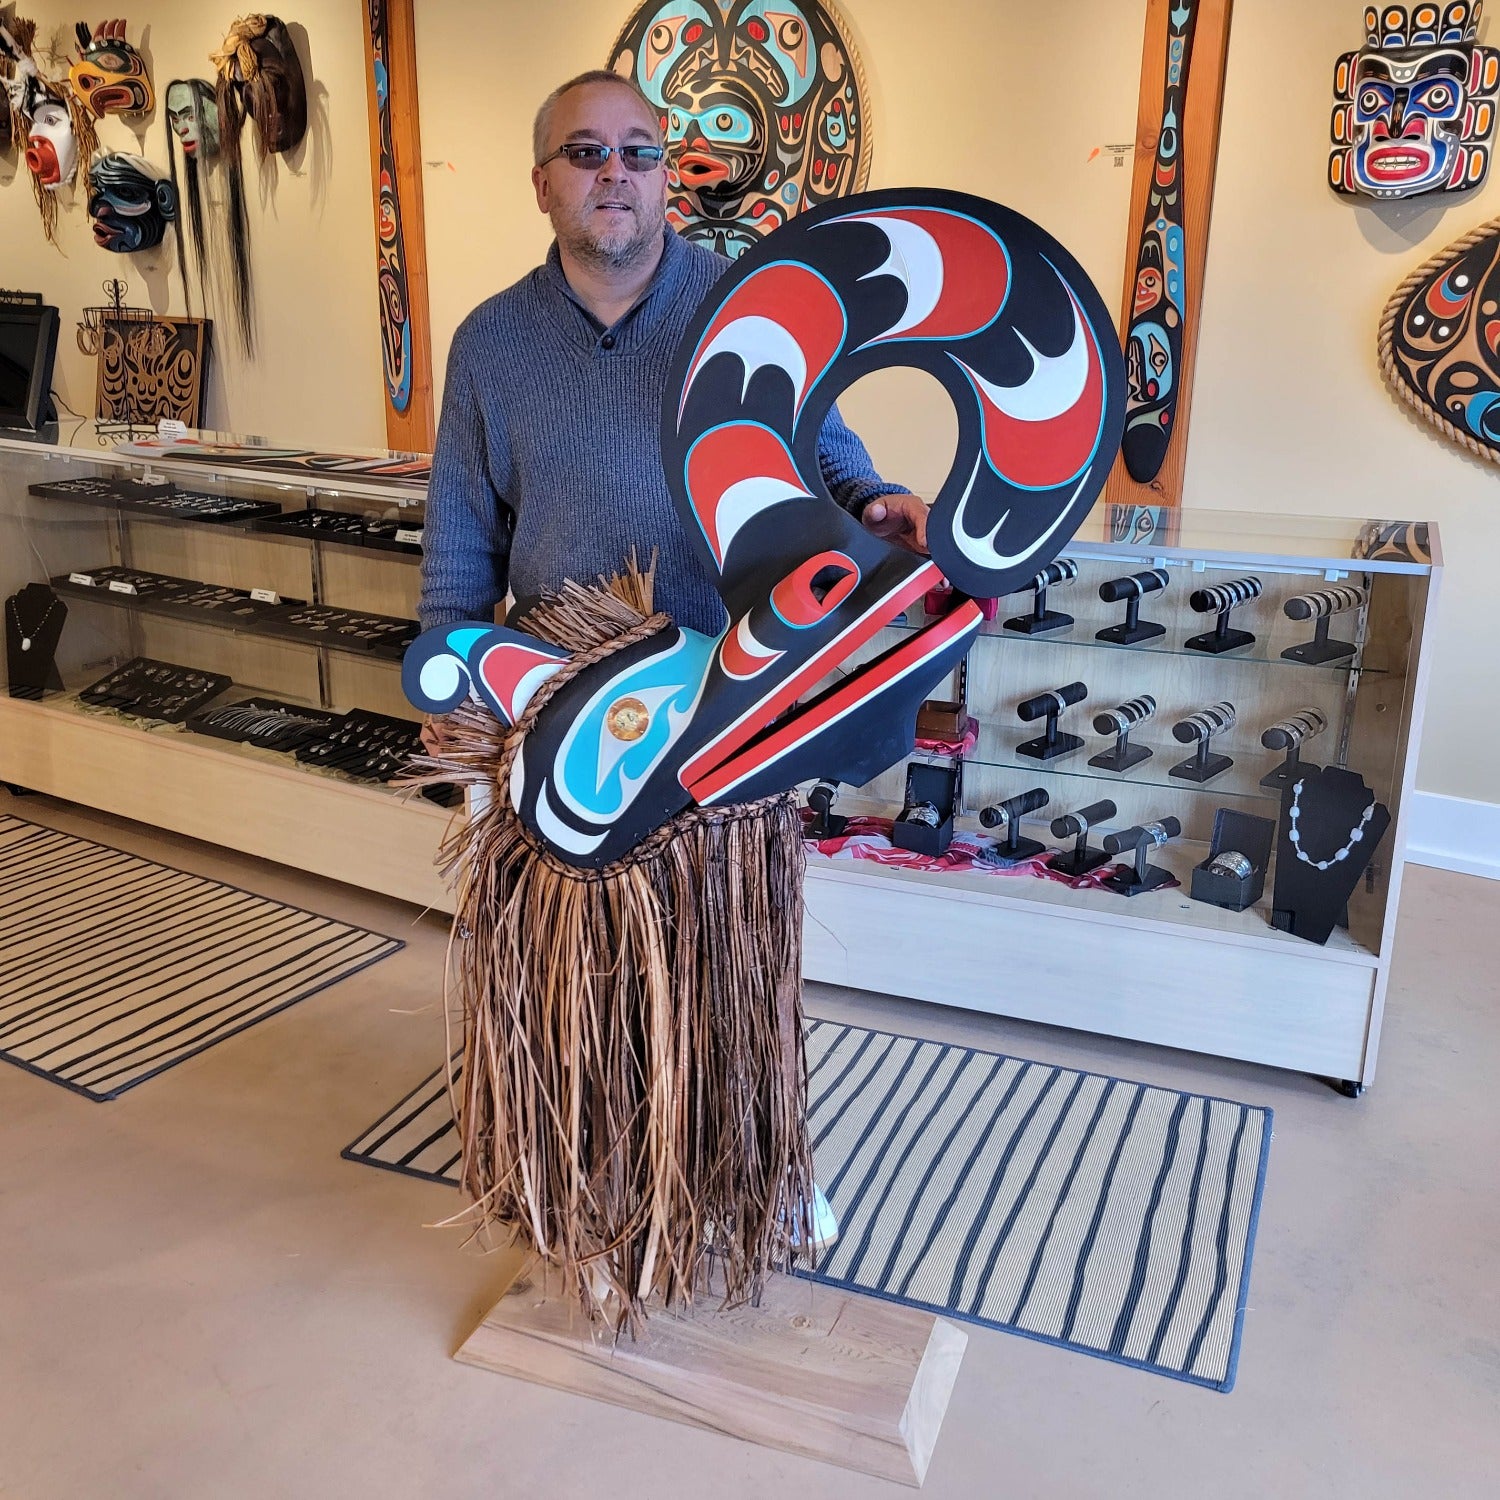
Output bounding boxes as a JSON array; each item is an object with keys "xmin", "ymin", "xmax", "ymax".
[
  {"xmin": 1331, "ymin": 1, "xmax": 1500, "ymax": 197},
  {"xmin": 25, "ymin": 91, "xmax": 77, "ymax": 189},
  {"xmin": 70, "ymin": 18, "xmax": 155, "ymax": 116},
  {"xmin": 88, "ymin": 152, "xmax": 178, "ymax": 252},
  {"xmin": 212, "ymin": 13, "xmax": 307, "ymax": 155},
  {"xmin": 166, "ymin": 78, "xmax": 219, "ymax": 157}
]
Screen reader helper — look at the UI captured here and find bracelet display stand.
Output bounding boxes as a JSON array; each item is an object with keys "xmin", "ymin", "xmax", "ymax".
[
  {"xmin": 805, "ymin": 779, "xmax": 849, "ymax": 839},
  {"xmin": 1016, "ymin": 681, "xmax": 1087, "ymax": 760},
  {"xmin": 1185, "ymin": 576, "xmax": 1261, "ymax": 654},
  {"xmin": 1095, "ymin": 568, "xmax": 1169, "ymax": 644},
  {"xmin": 1281, "ymin": 585, "xmax": 1366, "ymax": 665},
  {"xmin": 1169, "ymin": 701, "xmax": 1236, "ymax": 783},
  {"xmin": 1272, "ymin": 765, "xmax": 1391, "ymax": 946},
  {"xmin": 5, "ymin": 583, "xmax": 67, "ymax": 701},
  {"xmin": 1101, "ymin": 817, "xmax": 1181, "ymax": 897},
  {"xmin": 1089, "ymin": 693, "xmax": 1156, "ymax": 771},
  {"xmin": 1259, "ymin": 707, "xmax": 1328, "ymax": 789},
  {"xmin": 979, "ymin": 787, "xmax": 1050, "ymax": 865},
  {"xmin": 1004, "ymin": 558, "xmax": 1079, "ymax": 635},
  {"xmin": 1048, "ymin": 798, "xmax": 1116, "ymax": 877}
]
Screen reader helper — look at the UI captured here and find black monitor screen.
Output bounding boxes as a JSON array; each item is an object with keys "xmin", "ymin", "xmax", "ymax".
[{"xmin": 0, "ymin": 307, "xmax": 60, "ymax": 430}]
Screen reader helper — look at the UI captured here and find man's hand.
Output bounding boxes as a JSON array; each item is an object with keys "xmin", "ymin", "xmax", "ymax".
[
  {"xmin": 418, "ymin": 715, "xmax": 449, "ymax": 757},
  {"xmin": 860, "ymin": 492, "xmax": 929, "ymax": 555}
]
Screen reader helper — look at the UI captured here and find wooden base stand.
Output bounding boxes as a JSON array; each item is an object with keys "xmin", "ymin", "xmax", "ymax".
[{"xmin": 455, "ymin": 1261, "xmax": 967, "ymax": 1487}]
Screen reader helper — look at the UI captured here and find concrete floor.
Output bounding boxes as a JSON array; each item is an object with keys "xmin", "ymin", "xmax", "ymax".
[{"xmin": 2, "ymin": 788, "xmax": 1497, "ymax": 1499}]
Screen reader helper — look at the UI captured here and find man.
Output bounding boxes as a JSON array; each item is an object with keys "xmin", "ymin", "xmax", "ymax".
[
  {"xmin": 421, "ymin": 72, "xmax": 931, "ymax": 1250},
  {"xmin": 417, "ymin": 68, "xmax": 929, "ymax": 648}
]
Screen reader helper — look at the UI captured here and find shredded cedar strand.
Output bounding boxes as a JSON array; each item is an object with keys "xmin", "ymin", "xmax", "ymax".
[{"xmin": 400, "ymin": 562, "xmax": 814, "ymax": 1329}]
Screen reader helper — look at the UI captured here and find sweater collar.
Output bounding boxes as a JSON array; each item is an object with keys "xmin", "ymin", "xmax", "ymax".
[{"xmin": 539, "ymin": 228, "xmax": 689, "ymax": 348}]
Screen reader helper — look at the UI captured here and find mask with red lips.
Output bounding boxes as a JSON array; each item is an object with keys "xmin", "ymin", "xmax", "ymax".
[
  {"xmin": 609, "ymin": 0, "xmax": 870, "ymax": 259},
  {"xmin": 1331, "ymin": 1, "xmax": 1500, "ymax": 198},
  {"xmin": 25, "ymin": 96, "xmax": 77, "ymax": 188}
]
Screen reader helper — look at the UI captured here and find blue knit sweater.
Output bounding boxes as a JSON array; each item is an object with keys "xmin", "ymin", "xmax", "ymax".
[{"xmin": 418, "ymin": 228, "xmax": 904, "ymax": 637}]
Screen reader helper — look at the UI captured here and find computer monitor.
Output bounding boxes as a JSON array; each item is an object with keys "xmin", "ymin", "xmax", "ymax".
[{"xmin": 0, "ymin": 303, "xmax": 60, "ymax": 432}]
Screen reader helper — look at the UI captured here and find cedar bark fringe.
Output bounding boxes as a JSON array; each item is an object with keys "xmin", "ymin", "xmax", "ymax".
[{"xmin": 406, "ymin": 565, "xmax": 814, "ymax": 1328}]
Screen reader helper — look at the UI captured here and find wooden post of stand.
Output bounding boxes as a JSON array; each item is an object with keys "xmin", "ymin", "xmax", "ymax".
[
  {"xmin": 362, "ymin": 0, "xmax": 435, "ymax": 453},
  {"xmin": 1103, "ymin": 0, "xmax": 1234, "ymax": 511},
  {"xmin": 456, "ymin": 1259, "xmax": 968, "ymax": 1487}
]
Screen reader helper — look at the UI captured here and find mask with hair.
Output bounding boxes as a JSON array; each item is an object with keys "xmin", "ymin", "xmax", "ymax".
[
  {"xmin": 1, "ymin": 17, "xmax": 99, "ymax": 243},
  {"xmin": 209, "ymin": 15, "xmax": 307, "ymax": 353}
]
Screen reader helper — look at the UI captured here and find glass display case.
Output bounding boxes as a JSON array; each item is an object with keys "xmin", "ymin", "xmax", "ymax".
[
  {"xmin": 0, "ymin": 425, "xmax": 454, "ymax": 911},
  {"xmin": 803, "ymin": 504, "xmax": 1439, "ymax": 1094},
  {"xmin": 2, "ymin": 426, "xmax": 1440, "ymax": 1088}
]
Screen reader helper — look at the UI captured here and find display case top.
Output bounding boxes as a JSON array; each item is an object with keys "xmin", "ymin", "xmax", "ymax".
[
  {"xmin": 0, "ymin": 424, "xmax": 1438, "ymax": 572},
  {"xmin": 0, "ymin": 423, "xmax": 431, "ymax": 503},
  {"xmin": 1072, "ymin": 504, "xmax": 1439, "ymax": 575}
]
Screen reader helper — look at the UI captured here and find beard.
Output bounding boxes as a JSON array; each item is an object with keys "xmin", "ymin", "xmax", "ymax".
[{"xmin": 553, "ymin": 187, "xmax": 663, "ymax": 272}]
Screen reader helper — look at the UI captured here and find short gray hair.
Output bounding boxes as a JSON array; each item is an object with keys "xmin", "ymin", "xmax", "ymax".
[{"xmin": 532, "ymin": 69, "xmax": 659, "ymax": 165}]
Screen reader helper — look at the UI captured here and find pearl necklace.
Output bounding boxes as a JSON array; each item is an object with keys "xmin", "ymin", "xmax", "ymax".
[
  {"xmin": 7, "ymin": 595, "xmax": 60, "ymax": 654},
  {"xmin": 1288, "ymin": 778, "xmax": 1375, "ymax": 871}
]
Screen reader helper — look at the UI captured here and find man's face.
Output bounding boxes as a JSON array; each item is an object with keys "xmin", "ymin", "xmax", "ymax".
[{"xmin": 532, "ymin": 81, "xmax": 667, "ymax": 272}]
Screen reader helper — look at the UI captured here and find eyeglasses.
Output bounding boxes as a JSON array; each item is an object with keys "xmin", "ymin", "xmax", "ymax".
[{"xmin": 538, "ymin": 142, "xmax": 666, "ymax": 172}]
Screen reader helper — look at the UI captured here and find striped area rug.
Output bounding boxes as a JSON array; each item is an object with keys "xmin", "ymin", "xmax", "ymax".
[
  {"xmin": 343, "ymin": 1018, "xmax": 1271, "ymax": 1391},
  {"xmin": 0, "ymin": 814, "xmax": 403, "ymax": 1100}
]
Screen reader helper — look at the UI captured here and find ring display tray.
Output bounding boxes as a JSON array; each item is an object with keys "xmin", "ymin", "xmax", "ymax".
[
  {"xmin": 252, "ymin": 507, "xmax": 423, "ymax": 558},
  {"xmin": 294, "ymin": 706, "xmax": 423, "ymax": 782},
  {"xmin": 455, "ymin": 1260, "xmax": 966, "ymax": 1488},
  {"xmin": 29, "ymin": 475, "xmax": 281, "ymax": 525},
  {"xmin": 78, "ymin": 656, "xmax": 231, "ymax": 722},
  {"xmin": 257, "ymin": 603, "xmax": 419, "ymax": 658}
]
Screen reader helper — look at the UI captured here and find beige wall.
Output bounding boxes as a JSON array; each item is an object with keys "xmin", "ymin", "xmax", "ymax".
[
  {"xmin": 0, "ymin": 0, "xmax": 385, "ymax": 445},
  {"xmin": 2, "ymin": 0, "xmax": 1496, "ymax": 805}
]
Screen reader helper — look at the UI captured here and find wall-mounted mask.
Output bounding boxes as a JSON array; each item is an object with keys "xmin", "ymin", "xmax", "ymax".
[
  {"xmin": 1331, "ymin": 1, "xmax": 1500, "ymax": 197},
  {"xmin": 211, "ymin": 13, "xmax": 306, "ymax": 156},
  {"xmin": 70, "ymin": 18, "xmax": 154, "ymax": 117},
  {"xmin": 88, "ymin": 152, "xmax": 178, "ymax": 252},
  {"xmin": 609, "ymin": 0, "xmax": 870, "ymax": 259},
  {"xmin": 165, "ymin": 76, "xmax": 218, "ymax": 158},
  {"xmin": 26, "ymin": 92, "xmax": 77, "ymax": 188}
]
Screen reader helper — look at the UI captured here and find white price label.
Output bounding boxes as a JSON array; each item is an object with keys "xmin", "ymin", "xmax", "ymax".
[
  {"xmin": 156, "ymin": 418, "xmax": 188, "ymax": 441},
  {"xmin": 68, "ymin": 572, "xmax": 96, "ymax": 586},
  {"xmin": 139, "ymin": 467, "xmax": 171, "ymax": 487},
  {"xmin": 250, "ymin": 587, "xmax": 281, "ymax": 605},
  {"xmin": 107, "ymin": 580, "xmax": 138, "ymax": 595},
  {"xmin": 395, "ymin": 527, "xmax": 424, "ymax": 547}
]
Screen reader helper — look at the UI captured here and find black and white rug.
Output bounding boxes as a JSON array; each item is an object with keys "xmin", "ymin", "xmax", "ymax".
[
  {"xmin": 343, "ymin": 1017, "xmax": 1271, "ymax": 1391},
  {"xmin": 0, "ymin": 814, "xmax": 404, "ymax": 1100}
]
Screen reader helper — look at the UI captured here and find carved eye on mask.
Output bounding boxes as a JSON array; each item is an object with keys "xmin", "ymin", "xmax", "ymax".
[{"xmin": 70, "ymin": 20, "xmax": 155, "ymax": 117}]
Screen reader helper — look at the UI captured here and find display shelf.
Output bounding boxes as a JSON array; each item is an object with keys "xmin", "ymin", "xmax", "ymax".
[
  {"xmin": 890, "ymin": 608, "xmax": 1383, "ymax": 675},
  {"xmin": 913, "ymin": 723, "xmax": 1290, "ymax": 808},
  {"xmin": 52, "ymin": 567, "xmax": 418, "ymax": 660},
  {"xmin": 0, "ymin": 693, "xmax": 453, "ymax": 911}
]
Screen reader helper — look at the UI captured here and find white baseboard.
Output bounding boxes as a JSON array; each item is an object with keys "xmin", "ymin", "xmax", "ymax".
[{"xmin": 1405, "ymin": 791, "xmax": 1500, "ymax": 881}]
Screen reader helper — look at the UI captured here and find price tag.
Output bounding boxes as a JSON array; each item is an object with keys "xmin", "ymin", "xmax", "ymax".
[
  {"xmin": 139, "ymin": 467, "xmax": 171, "ymax": 487},
  {"xmin": 156, "ymin": 418, "xmax": 188, "ymax": 441},
  {"xmin": 107, "ymin": 580, "xmax": 138, "ymax": 596},
  {"xmin": 250, "ymin": 587, "xmax": 281, "ymax": 605},
  {"xmin": 396, "ymin": 527, "xmax": 424, "ymax": 547},
  {"xmin": 68, "ymin": 572, "xmax": 95, "ymax": 587}
]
